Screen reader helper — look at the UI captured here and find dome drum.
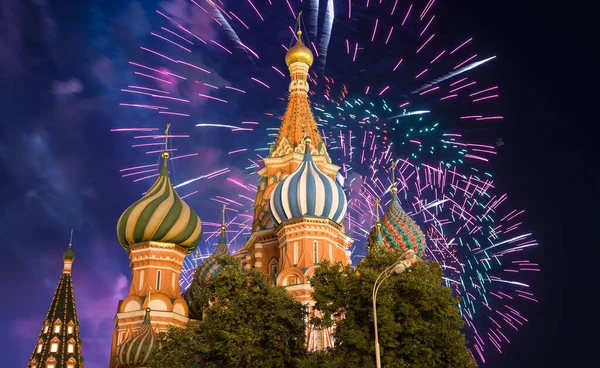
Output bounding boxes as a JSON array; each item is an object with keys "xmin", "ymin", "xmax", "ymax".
[{"xmin": 270, "ymin": 140, "xmax": 347, "ymax": 226}]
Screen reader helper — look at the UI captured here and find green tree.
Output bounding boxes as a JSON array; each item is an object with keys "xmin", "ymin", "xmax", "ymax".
[
  {"xmin": 150, "ymin": 255, "xmax": 308, "ymax": 368},
  {"xmin": 310, "ymin": 248, "xmax": 475, "ymax": 368}
]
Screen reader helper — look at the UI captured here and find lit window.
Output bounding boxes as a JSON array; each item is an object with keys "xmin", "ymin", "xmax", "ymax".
[
  {"xmin": 43, "ymin": 325, "xmax": 49, "ymax": 333},
  {"xmin": 293, "ymin": 242, "xmax": 299, "ymax": 265},
  {"xmin": 30, "ymin": 363, "xmax": 37, "ymax": 368},
  {"xmin": 156, "ymin": 270, "xmax": 161, "ymax": 291},
  {"xmin": 67, "ymin": 365, "xmax": 74, "ymax": 368},
  {"xmin": 139, "ymin": 270, "xmax": 144, "ymax": 291},
  {"xmin": 54, "ymin": 325, "xmax": 61, "ymax": 333},
  {"xmin": 315, "ymin": 330, "xmax": 324, "ymax": 350},
  {"xmin": 67, "ymin": 326, "xmax": 74, "ymax": 334},
  {"xmin": 68, "ymin": 343, "xmax": 74, "ymax": 353},
  {"xmin": 37, "ymin": 344, "xmax": 43, "ymax": 353},
  {"xmin": 50, "ymin": 342, "xmax": 58, "ymax": 352},
  {"xmin": 46, "ymin": 357, "xmax": 57, "ymax": 368}
]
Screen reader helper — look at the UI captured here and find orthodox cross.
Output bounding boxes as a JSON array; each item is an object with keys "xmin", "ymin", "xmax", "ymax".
[
  {"xmin": 374, "ymin": 199, "xmax": 381, "ymax": 222},
  {"xmin": 297, "ymin": 11, "xmax": 303, "ymax": 33},
  {"xmin": 164, "ymin": 123, "xmax": 171, "ymax": 151},
  {"xmin": 221, "ymin": 204, "xmax": 227, "ymax": 227},
  {"xmin": 68, "ymin": 229, "xmax": 73, "ymax": 248},
  {"xmin": 389, "ymin": 160, "xmax": 398, "ymax": 186}
]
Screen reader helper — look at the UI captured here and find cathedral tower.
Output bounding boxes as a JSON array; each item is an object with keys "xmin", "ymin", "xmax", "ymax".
[
  {"xmin": 29, "ymin": 234, "xmax": 84, "ymax": 368},
  {"xmin": 110, "ymin": 127, "xmax": 202, "ymax": 367},
  {"xmin": 242, "ymin": 14, "xmax": 353, "ymax": 351}
]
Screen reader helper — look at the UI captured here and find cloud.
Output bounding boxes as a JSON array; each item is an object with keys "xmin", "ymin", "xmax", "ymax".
[
  {"xmin": 161, "ymin": 0, "xmax": 218, "ymax": 41},
  {"xmin": 12, "ymin": 316, "xmax": 43, "ymax": 341},
  {"xmin": 52, "ymin": 79, "xmax": 83, "ymax": 98}
]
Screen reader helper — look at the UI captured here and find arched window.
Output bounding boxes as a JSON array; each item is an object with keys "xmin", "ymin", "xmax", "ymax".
[
  {"xmin": 156, "ymin": 270, "xmax": 161, "ymax": 291},
  {"xmin": 46, "ymin": 357, "xmax": 57, "ymax": 368},
  {"xmin": 66, "ymin": 357, "xmax": 76, "ymax": 368},
  {"xmin": 313, "ymin": 241, "xmax": 319, "ymax": 264},
  {"xmin": 36, "ymin": 341, "xmax": 43, "ymax": 353},
  {"xmin": 43, "ymin": 323, "xmax": 49, "ymax": 334},
  {"xmin": 139, "ymin": 270, "xmax": 144, "ymax": 291},
  {"xmin": 29, "ymin": 358, "xmax": 38, "ymax": 368},
  {"xmin": 293, "ymin": 242, "xmax": 299, "ymax": 265}
]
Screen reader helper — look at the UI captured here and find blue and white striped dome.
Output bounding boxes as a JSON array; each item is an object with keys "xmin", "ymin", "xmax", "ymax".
[{"xmin": 269, "ymin": 139, "xmax": 347, "ymax": 226}]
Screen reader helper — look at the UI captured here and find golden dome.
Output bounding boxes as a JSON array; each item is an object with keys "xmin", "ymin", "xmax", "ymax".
[{"xmin": 285, "ymin": 31, "xmax": 314, "ymax": 67}]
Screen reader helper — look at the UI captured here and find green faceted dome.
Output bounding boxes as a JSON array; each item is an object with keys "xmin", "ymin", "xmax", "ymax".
[
  {"xmin": 368, "ymin": 188, "xmax": 427, "ymax": 257},
  {"xmin": 183, "ymin": 226, "xmax": 229, "ymax": 320},
  {"xmin": 117, "ymin": 153, "xmax": 202, "ymax": 253}
]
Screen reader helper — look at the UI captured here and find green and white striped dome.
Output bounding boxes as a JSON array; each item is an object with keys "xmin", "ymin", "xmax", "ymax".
[
  {"xmin": 116, "ymin": 308, "xmax": 156, "ymax": 367},
  {"xmin": 117, "ymin": 154, "xmax": 202, "ymax": 253}
]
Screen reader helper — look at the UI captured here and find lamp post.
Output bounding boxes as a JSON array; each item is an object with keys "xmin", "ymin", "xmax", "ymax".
[{"xmin": 372, "ymin": 250, "xmax": 417, "ymax": 368}]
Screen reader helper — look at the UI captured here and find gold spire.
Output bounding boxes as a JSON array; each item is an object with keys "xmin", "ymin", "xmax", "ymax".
[
  {"xmin": 68, "ymin": 229, "xmax": 73, "ymax": 248},
  {"xmin": 147, "ymin": 287, "xmax": 152, "ymax": 303},
  {"xmin": 285, "ymin": 12, "xmax": 314, "ymax": 67},
  {"xmin": 375, "ymin": 199, "xmax": 381, "ymax": 222}
]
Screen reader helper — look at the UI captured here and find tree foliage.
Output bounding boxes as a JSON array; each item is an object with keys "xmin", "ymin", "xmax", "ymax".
[
  {"xmin": 150, "ymin": 255, "xmax": 308, "ymax": 368},
  {"xmin": 310, "ymin": 248, "xmax": 476, "ymax": 368}
]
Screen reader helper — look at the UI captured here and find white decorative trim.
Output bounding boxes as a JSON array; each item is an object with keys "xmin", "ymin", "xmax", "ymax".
[{"xmin": 115, "ymin": 310, "xmax": 189, "ymax": 325}]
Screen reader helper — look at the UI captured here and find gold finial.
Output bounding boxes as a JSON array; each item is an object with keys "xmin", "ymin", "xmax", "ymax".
[
  {"xmin": 374, "ymin": 199, "xmax": 381, "ymax": 222},
  {"xmin": 148, "ymin": 287, "xmax": 152, "ymax": 303},
  {"xmin": 220, "ymin": 205, "xmax": 227, "ymax": 232},
  {"xmin": 68, "ymin": 229, "xmax": 73, "ymax": 248}
]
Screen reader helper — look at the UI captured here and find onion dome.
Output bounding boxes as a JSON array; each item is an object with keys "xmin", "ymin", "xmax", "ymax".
[
  {"xmin": 183, "ymin": 212, "xmax": 230, "ymax": 320},
  {"xmin": 270, "ymin": 138, "xmax": 347, "ymax": 226},
  {"xmin": 117, "ymin": 150, "xmax": 202, "ymax": 253},
  {"xmin": 369, "ymin": 187, "xmax": 427, "ymax": 257},
  {"xmin": 116, "ymin": 308, "xmax": 156, "ymax": 367},
  {"xmin": 285, "ymin": 30, "xmax": 314, "ymax": 67},
  {"xmin": 63, "ymin": 243, "xmax": 75, "ymax": 260}
]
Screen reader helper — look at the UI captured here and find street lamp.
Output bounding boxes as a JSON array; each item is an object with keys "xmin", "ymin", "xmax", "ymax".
[{"xmin": 372, "ymin": 250, "xmax": 417, "ymax": 368}]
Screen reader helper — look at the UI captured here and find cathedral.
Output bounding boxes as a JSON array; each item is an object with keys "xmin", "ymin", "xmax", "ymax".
[{"xmin": 29, "ymin": 22, "xmax": 427, "ymax": 368}]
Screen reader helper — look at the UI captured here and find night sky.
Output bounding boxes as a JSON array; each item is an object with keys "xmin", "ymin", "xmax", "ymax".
[{"xmin": 0, "ymin": 0, "xmax": 587, "ymax": 367}]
